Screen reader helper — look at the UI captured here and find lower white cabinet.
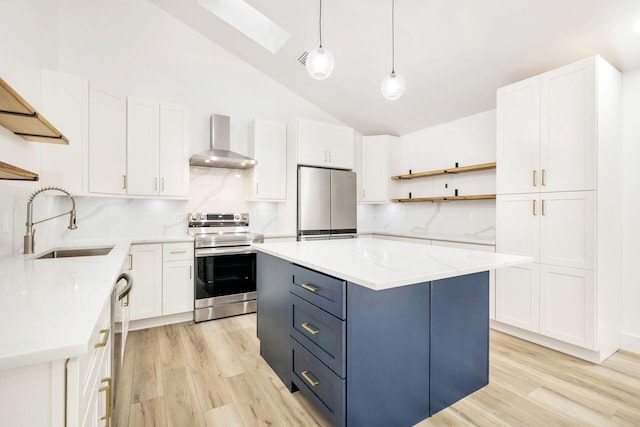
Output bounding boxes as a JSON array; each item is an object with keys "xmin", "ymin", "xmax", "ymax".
[
  {"xmin": 129, "ymin": 244, "xmax": 163, "ymax": 320},
  {"xmin": 128, "ymin": 242, "xmax": 194, "ymax": 321},
  {"xmin": 162, "ymin": 242, "xmax": 194, "ymax": 315},
  {"xmin": 495, "ymin": 263, "xmax": 540, "ymax": 331}
]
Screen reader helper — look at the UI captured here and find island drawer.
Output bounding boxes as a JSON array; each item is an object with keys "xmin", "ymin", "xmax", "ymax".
[
  {"xmin": 291, "ymin": 264, "xmax": 346, "ymax": 319},
  {"xmin": 290, "ymin": 293, "xmax": 346, "ymax": 377},
  {"xmin": 291, "ymin": 337, "xmax": 345, "ymax": 427}
]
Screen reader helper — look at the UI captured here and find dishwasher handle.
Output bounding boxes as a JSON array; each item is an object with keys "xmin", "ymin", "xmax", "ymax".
[{"xmin": 115, "ymin": 272, "xmax": 133, "ymax": 301}]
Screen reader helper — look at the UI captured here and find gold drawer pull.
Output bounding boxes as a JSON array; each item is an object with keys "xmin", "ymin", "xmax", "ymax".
[
  {"xmin": 301, "ymin": 283, "xmax": 318, "ymax": 293},
  {"xmin": 301, "ymin": 322, "xmax": 320, "ymax": 335},
  {"xmin": 99, "ymin": 377, "xmax": 112, "ymax": 427},
  {"xmin": 533, "ymin": 170, "xmax": 537, "ymax": 187},
  {"xmin": 95, "ymin": 329, "xmax": 110, "ymax": 348},
  {"xmin": 301, "ymin": 370, "xmax": 319, "ymax": 387}
]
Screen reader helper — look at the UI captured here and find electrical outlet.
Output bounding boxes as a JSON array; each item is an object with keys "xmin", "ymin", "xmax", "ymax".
[{"xmin": 469, "ymin": 211, "xmax": 477, "ymax": 221}]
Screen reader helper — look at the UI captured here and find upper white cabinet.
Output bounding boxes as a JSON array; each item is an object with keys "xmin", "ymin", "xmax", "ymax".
[
  {"xmin": 88, "ymin": 83, "xmax": 127, "ymax": 195},
  {"xmin": 497, "ymin": 58, "xmax": 596, "ymax": 194},
  {"xmin": 297, "ymin": 118, "xmax": 354, "ymax": 170},
  {"xmin": 247, "ymin": 118, "xmax": 287, "ymax": 201},
  {"xmin": 126, "ymin": 97, "xmax": 189, "ymax": 197},
  {"xmin": 495, "ymin": 55, "xmax": 622, "ymax": 363},
  {"xmin": 359, "ymin": 135, "xmax": 400, "ymax": 203},
  {"xmin": 39, "ymin": 69, "xmax": 88, "ymax": 195}
]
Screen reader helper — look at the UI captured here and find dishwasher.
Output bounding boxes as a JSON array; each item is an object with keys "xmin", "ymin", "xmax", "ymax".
[{"xmin": 112, "ymin": 272, "xmax": 132, "ymax": 425}]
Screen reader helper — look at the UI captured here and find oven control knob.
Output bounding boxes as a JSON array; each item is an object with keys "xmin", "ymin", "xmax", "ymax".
[
  {"xmin": 241, "ymin": 214, "xmax": 248, "ymax": 220},
  {"xmin": 234, "ymin": 213, "xmax": 241, "ymax": 221}
]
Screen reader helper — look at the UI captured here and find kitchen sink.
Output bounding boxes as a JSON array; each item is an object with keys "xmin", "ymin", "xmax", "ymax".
[{"xmin": 34, "ymin": 246, "xmax": 114, "ymax": 260}]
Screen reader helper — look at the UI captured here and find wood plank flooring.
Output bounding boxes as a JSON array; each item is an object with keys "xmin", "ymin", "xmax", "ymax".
[{"xmin": 116, "ymin": 314, "xmax": 640, "ymax": 426}]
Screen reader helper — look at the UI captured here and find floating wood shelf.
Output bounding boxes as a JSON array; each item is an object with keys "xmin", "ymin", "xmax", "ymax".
[
  {"xmin": 391, "ymin": 162, "xmax": 496, "ymax": 180},
  {"xmin": 391, "ymin": 194, "xmax": 496, "ymax": 203},
  {"xmin": 0, "ymin": 77, "xmax": 68, "ymax": 144},
  {"xmin": 0, "ymin": 160, "xmax": 39, "ymax": 181}
]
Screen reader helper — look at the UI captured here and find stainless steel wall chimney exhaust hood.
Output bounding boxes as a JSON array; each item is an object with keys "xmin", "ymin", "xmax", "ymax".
[{"xmin": 189, "ymin": 114, "xmax": 257, "ymax": 169}]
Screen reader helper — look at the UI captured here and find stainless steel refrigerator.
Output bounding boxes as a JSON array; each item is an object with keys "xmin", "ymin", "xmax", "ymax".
[{"xmin": 297, "ymin": 166, "xmax": 357, "ymax": 240}]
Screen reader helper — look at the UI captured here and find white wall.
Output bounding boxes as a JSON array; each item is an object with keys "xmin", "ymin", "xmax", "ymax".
[
  {"xmin": 361, "ymin": 110, "xmax": 497, "ymax": 243},
  {"xmin": 622, "ymin": 69, "xmax": 640, "ymax": 354}
]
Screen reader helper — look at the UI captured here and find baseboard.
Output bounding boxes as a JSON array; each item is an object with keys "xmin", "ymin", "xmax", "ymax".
[
  {"xmin": 490, "ymin": 320, "xmax": 609, "ymax": 364},
  {"xmin": 621, "ymin": 332, "xmax": 640, "ymax": 355},
  {"xmin": 129, "ymin": 311, "xmax": 193, "ymax": 331}
]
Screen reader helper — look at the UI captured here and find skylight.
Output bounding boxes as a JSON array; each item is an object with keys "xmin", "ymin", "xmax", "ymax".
[{"xmin": 198, "ymin": 0, "xmax": 290, "ymax": 54}]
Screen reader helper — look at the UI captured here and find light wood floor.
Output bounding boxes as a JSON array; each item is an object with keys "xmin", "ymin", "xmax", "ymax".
[{"xmin": 116, "ymin": 314, "xmax": 640, "ymax": 427}]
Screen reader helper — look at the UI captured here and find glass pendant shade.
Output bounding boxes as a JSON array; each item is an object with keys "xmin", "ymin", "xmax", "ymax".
[
  {"xmin": 306, "ymin": 47, "xmax": 335, "ymax": 80},
  {"xmin": 380, "ymin": 71, "xmax": 405, "ymax": 100}
]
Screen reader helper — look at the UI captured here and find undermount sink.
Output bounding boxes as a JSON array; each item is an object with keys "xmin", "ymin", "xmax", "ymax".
[{"xmin": 34, "ymin": 246, "xmax": 114, "ymax": 260}]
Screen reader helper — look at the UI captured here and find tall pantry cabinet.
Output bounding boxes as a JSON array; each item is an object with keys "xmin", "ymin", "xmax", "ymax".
[{"xmin": 495, "ymin": 56, "xmax": 622, "ymax": 363}]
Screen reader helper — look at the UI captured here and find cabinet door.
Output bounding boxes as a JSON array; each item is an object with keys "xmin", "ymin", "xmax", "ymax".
[
  {"xmin": 496, "ymin": 194, "xmax": 539, "ymax": 261},
  {"xmin": 129, "ymin": 244, "xmax": 162, "ymax": 320},
  {"xmin": 495, "ymin": 263, "xmax": 540, "ymax": 332},
  {"xmin": 162, "ymin": 259, "xmax": 194, "ymax": 315},
  {"xmin": 88, "ymin": 83, "xmax": 126, "ymax": 195},
  {"xmin": 39, "ymin": 69, "xmax": 87, "ymax": 195},
  {"xmin": 496, "ymin": 76, "xmax": 541, "ymax": 195},
  {"xmin": 126, "ymin": 97, "xmax": 160, "ymax": 196},
  {"xmin": 538, "ymin": 191, "xmax": 595, "ymax": 269},
  {"xmin": 159, "ymin": 103, "xmax": 189, "ymax": 197},
  {"xmin": 297, "ymin": 119, "xmax": 327, "ymax": 167},
  {"xmin": 539, "ymin": 264, "xmax": 595, "ymax": 349},
  {"xmin": 361, "ymin": 136, "xmax": 388, "ymax": 202},
  {"xmin": 326, "ymin": 124, "xmax": 354, "ymax": 169},
  {"xmin": 250, "ymin": 119, "xmax": 287, "ymax": 201},
  {"xmin": 540, "ymin": 58, "xmax": 596, "ymax": 192}
]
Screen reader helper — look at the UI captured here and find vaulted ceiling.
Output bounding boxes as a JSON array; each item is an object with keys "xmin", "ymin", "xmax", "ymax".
[{"xmin": 151, "ymin": 0, "xmax": 640, "ymax": 136}]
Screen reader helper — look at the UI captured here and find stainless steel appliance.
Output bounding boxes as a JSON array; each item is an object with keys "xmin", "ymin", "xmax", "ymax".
[
  {"xmin": 189, "ymin": 114, "xmax": 257, "ymax": 169},
  {"xmin": 297, "ymin": 166, "xmax": 357, "ymax": 240},
  {"xmin": 188, "ymin": 212, "xmax": 264, "ymax": 322}
]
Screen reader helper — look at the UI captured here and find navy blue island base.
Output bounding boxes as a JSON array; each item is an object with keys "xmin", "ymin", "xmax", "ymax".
[{"xmin": 256, "ymin": 252, "xmax": 489, "ymax": 427}]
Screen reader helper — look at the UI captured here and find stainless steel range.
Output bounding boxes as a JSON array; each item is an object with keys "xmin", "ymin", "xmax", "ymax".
[{"xmin": 188, "ymin": 212, "xmax": 264, "ymax": 322}]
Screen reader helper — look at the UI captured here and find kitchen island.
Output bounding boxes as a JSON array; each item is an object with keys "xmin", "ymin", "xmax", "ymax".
[{"xmin": 254, "ymin": 237, "xmax": 530, "ymax": 427}]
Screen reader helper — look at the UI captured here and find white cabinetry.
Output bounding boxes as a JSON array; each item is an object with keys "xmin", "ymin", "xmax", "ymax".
[
  {"xmin": 359, "ymin": 135, "xmax": 400, "ymax": 203},
  {"xmin": 495, "ymin": 56, "xmax": 622, "ymax": 363},
  {"xmin": 39, "ymin": 69, "xmax": 88, "ymax": 194},
  {"xmin": 297, "ymin": 118, "xmax": 354, "ymax": 169},
  {"xmin": 129, "ymin": 244, "xmax": 163, "ymax": 320},
  {"xmin": 88, "ymin": 83, "xmax": 127, "ymax": 195},
  {"xmin": 126, "ymin": 97, "xmax": 189, "ymax": 197},
  {"xmin": 247, "ymin": 118, "xmax": 287, "ymax": 201},
  {"xmin": 162, "ymin": 242, "xmax": 194, "ymax": 315},
  {"xmin": 128, "ymin": 242, "xmax": 194, "ymax": 324},
  {"xmin": 497, "ymin": 58, "xmax": 596, "ymax": 194}
]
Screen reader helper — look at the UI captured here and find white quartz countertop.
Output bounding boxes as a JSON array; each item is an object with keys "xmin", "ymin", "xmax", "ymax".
[
  {"xmin": 254, "ymin": 237, "xmax": 531, "ymax": 291},
  {"xmin": 0, "ymin": 235, "xmax": 193, "ymax": 371},
  {"xmin": 358, "ymin": 230, "xmax": 496, "ymax": 246}
]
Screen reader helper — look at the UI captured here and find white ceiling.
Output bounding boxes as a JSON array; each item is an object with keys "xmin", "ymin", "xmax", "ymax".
[{"xmin": 151, "ymin": 0, "xmax": 640, "ymax": 136}]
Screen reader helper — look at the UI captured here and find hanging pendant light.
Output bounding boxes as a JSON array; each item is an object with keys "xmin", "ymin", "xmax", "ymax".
[
  {"xmin": 307, "ymin": 0, "xmax": 334, "ymax": 80},
  {"xmin": 381, "ymin": 0, "xmax": 405, "ymax": 100}
]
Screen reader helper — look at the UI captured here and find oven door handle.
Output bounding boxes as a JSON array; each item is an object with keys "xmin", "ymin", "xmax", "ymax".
[{"xmin": 195, "ymin": 247, "xmax": 256, "ymax": 257}]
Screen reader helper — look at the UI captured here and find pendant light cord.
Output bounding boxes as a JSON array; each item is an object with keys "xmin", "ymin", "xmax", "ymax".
[
  {"xmin": 391, "ymin": 0, "xmax": 396, "ymax": 73},
  {"xmin": 319, "ymin": 0, "xmax": 323, "ymax": 48}
]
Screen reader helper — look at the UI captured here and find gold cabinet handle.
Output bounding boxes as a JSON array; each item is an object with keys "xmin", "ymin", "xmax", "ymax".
[
  {"xmin": 189, "ymin": 265, "xmax": 192, "ymax": 280},
  {"xmin": 161, "ymin": 177, "xmax": 165, "ymax": 192},
  {"xmin": 99, "ymin": 377, "xmax": 112, "ymax": 427},
  {"xmin": 301, "ymin": 283, "xmax": 318, "ymax": 293},
  {"xmin": 95, "ymin": 329, "xmax": 110, "ymax": 348},
  {"xmin": 541, "ymin": 199, "xmax": 546, "ymax": 216},
  {"xmin": 532, "ymin": 200, "xmax": 537, "ymax": 216},
  {"xmin": 533, "ymin": 170, "xmax": 537, "ymax": 187},
  {"xmin": 301, "ymin": 322, "xmax": 320, "ymax": 335},
  {"xmin": 123, "ymin": 293, "xmax": 129, "ymax": 307},
  {"xmin": 541, "ymin": 169, "xmax": 546, "ymax": 186},
  {"xmin": 122, "ymin": 175, "xmax": 127, "ymax": 190},
  {"xmin": 301, "ymin": 370, "xmax": 319, "ymax": 387},
  {"xmin": 128, "ymin": 253, "xmax": 133, "ymax": 271},
  {"xmin": 154, "ymin": 177, "xmax": 158, "ymax": 191}
]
